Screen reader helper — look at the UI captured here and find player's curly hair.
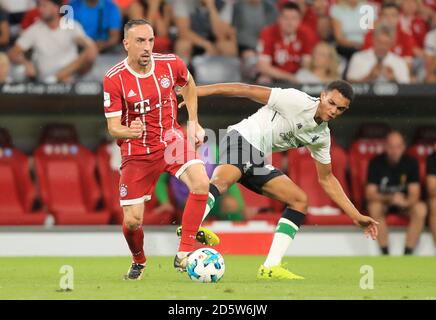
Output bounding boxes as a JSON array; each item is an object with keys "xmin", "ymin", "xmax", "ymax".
[{"xmin": 326, "ymin": 80, "xmax": 355, "ymax": 103}]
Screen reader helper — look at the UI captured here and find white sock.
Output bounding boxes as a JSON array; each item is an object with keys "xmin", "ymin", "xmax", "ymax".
[
  {"xmin": 263, "ymin": 218, "xmax": 299, "ymax": 267},
  {"xmin": 201, "ymin": 192, "xmax": 216, "ymax": 222}
]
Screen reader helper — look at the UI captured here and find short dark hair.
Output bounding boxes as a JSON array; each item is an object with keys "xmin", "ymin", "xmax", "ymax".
[
  {"xmin": 381, "ymin": 2, "xmax": 400, "ymax": 12},
  {"xmin": 280, "ymin": 2, "xmax": 301, "ymax": 14},
  {"xmin": 326, "ymin": 80, "xmax": 354, "ymax": 102},
  {"xmin": 124, "ymin": 19, "xmax": 152, "ymax": 39}
]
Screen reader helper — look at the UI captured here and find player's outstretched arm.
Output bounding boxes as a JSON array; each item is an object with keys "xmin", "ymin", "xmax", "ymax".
[
  {"xmin": 315, "ymin": 161, "xmax": 379, "ymax": 240},
  {"xmin": 107, "ymin": 116, "xmax": 143, "ymax": 139},
  {"xmin": 197, "ymin": 83, "xmax": 272, "ymax": 105}
]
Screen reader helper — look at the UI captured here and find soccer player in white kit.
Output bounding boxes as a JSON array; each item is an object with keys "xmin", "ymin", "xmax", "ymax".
[{"xmin": 178, "ymin": 80, "xmax": 379, "ymax": 280}]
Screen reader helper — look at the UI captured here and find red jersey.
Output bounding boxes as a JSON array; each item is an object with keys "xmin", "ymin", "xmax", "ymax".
[
  {"xmin": 362, "ymin": 23, "xmax": 417, "ymax": 57},
  {"xmin": 257, "ymin": 23, "xmax": 318, "ymax": 73},
  {"xmin": 400, "ymin": 15, "xmax": 429, "ymax": 49},
  {"xmin": 423, "ymin": 0, "xmax": 436, "ymax": 10},
  {"xmin": 103, "ymin": 53, "xmax": 189, "ymax": 158}
]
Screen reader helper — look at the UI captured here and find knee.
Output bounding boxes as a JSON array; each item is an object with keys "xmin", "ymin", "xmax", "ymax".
[
  {"xmin": 411, "ymin": 202, "xmax": 427, "ymax": 220},
  {"xmin": 123, "ymin": 207, "xmax": 143, "ymax": 230},
  {"xmin": 210, "ymin": 177, "xmax": 230, "ymax": 195},
  {"xmin": 190, "ymin": 176, "xmax": 210, "ymax": 195},
  {"xmin": 367, "ymin": 201, "xmax": 385, "ymax": 218},
  {"xmin": 288, "ymin": 191, "xmax": 308, "ymax": 214}
]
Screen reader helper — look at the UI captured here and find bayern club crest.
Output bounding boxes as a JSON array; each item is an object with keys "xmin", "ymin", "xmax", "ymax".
[
  {"xmin": 119, "ymin": 184, "xmax": 128, "ymax": 198},
  {"xmin": 160, "ymin": 76, "xmax": 171, "ymax": 88}
]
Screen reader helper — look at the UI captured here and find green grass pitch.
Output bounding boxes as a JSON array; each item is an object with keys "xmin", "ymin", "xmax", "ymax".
[{"xmin": 1, "ymin": 256, "xmax": 435, "ymax": 300}]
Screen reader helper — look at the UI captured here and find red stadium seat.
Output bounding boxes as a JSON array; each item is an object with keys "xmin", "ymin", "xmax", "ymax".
[
  {"xmin": 0, "ymin": 131, "xmax": 47, "ymax": 225},
  {"xmin": 349, "ymin": 138, "xmax": 385, "ymax": 210},
  {"xmin": 239, "ymin": 185, "xmax": 271, "ymax": 210},
  {"xmin": 34, "ymin": 143, "xmax": 110, "ymax": 225},
  {"xmin": 96, "ymin": 143, "xmax": 175, "ymax": 225},
  {"xmin": 287, "ymin": 142, "xmax": 353, "ymax": 225}
]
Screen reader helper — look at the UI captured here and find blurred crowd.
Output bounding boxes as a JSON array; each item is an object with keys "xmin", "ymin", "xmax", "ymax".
[{"xmin": 1, "ymin": 0, "xmax": 436, "ymax": 84}]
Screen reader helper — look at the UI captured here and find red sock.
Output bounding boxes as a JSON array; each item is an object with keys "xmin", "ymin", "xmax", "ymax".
[
  {"xmin": 179, "ymin": 193, "xmax": 208, "ymax": 252},
  {"xmin": 122, "ymin": 224, "xmax": 146, "ymax": 264}
]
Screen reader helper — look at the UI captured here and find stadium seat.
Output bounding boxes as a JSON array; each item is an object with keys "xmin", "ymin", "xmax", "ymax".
[
  {"xmin": 238, "ymin": 184, "xmax": 282, "ymax": 223},
  {"xmin": 287, "ymin": 142, "xmax": 353, "ymax": 225},
  {"xmin": 348, "ymin": 138, "xmax": 385, "ymax": 210},
  {"xmin": 0, "ymin": 129, "xmax": 47, "ymax": 225},
  {"xmin": 34, "ymin": 143, "xmax": 110, "ymax": 225},
  {"xmin": 192, "ymin": 56, "xmax": 242, "ymax": 84},
  {"xmin": 412, "ymin": 126, "xmax": 436, "ymax": 144},
  {"xmin": 96, "ymin": 143, "xmax": 175, "ymax": 225}
]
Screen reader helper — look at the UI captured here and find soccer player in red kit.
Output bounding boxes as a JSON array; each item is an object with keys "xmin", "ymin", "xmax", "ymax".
[{"xmin": 103, "ymin": 19, "xmax": 211, "ymax": 280}]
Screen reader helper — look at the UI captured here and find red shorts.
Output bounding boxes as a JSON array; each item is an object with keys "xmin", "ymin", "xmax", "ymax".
[{"xmin": 119, "ymin": 139, "xmax": 203, "ymax": 206}]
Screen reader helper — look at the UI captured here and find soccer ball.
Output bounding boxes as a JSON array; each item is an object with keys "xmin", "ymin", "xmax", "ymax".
[{"xmin": 186, "ymin": 248, "xmax": 225, "ymax": 283}]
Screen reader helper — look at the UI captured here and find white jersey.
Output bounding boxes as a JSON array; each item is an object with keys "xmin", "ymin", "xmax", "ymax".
[{"xmin": 228, "ymin": 87, "xmax": 331, "ymax": 164}]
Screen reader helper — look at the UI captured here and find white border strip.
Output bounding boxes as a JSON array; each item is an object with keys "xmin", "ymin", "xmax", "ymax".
[
  {"xmin": 174, "ymin": 159, "xmax": 204, "ymax": 179},
  {"xmin": 105, "ymin": 111, "xmax": 122, "ymax": 118},
  {"xmin": 120, "ymin": 195, "xmax": 152, "ymax": 206}
]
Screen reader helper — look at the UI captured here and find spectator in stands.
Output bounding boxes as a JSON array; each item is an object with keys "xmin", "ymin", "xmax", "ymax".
[
  {"xmin": 424, "ymin": 11, "xmax": 436, "ymax": 82},
  {"xmin": 362, "ymin": 3, "xmax": 417, "ymax": 61},
  {"xmin": 297, "ymin": 0, "xmax": 334, "ymax": 43},
  {"xmin": 0, "ymin": 8, "xmax": 9, "ymax": 50},
  {"xmin": 173, "ymin": 0, "xmax": 238, "ymax": 63},
  {"xmin": 366, "ymin": 131, "xmax": 427, "ymax": 255},
  {"xmin": 232, "ymin": 0, "xmax": 278, "ymax": 81},
  {"xmin": 295, "ymin": 41, "xmax": 339, "ymax": 83},
  {"xmin": 123, "ymin": 0, "xmax": 173, "ymax": 53},
  {"xmin": 69, "ymin": 0, "xmax": 122, "ymax": 53},
  {"xmin": 0, "ymin": 51, "xmax": 11, "ymax": 82},
  {"xmin": 400, "ymin": 0, "xmax": 428, "ymax": 51},
  {"xmin": 0, "ymin": 0, "xmax": 35, "ymax": 43},
  {"xmin": 347, "ymin": 24, "xmax": 411, "ymax": 83},
  {"xmin": 426, "ymin": 145, "xmax": 436, "ymax": 248},
  {"xmin": 8, "ymin": 0, "xmax": 97, "ymax": 83},
  {"xmin": 330, "ymin": 0, "xmax": 373, "ymax": 60},
  {"xmin": 256, "ymin": 2, "xmax": 318, "ymax": 84},
  {"xmin": 277, "ymin": 0, "xmax": 329, "ymax": 34},
  {"xmin": 316, "ymin": 14, "xmax": 334, "ymax": 46}
]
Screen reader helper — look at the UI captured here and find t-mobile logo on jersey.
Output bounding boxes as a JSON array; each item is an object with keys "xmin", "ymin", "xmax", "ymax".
[{"xmin": 133, "ymin": 99, "xmax": 151, "ymax": 114}]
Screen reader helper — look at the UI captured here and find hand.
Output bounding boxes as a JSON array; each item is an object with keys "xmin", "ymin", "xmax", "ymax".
[
  {"xmin": 96, "ymin": 41, "xmax": 107, "ymax": 52},
  {"xmin": 391, "ymin": 192, "xmax": 408, "ymax": 208},
  {"xmin": 129, "ymin": 117, "xmax": 144, "ymax": 139},
  {"xmin": 24, "ymin": 61, "xmax": 36, "ymax": 79},
  {"xmin": 187, "ymin": 120, "xmax": 206, "ymax": 147},
  {"xmin": 195, "ymin": 122, "xmax": 206, "ymax": 147},
  {"xmin": 178, "ymin": 100, "xmax": 186, "ymax": 109},
  {"xmin": 369, "ymin": 63, "xmax": 382, "ymax": 80},
  {"xmin": 204, "ymin": 42, "xmax": 218, "ymax": 56},
  {"xmin": 382, "ymin": 66, "xmax": 395, "ymax": 82},
  {"xmin": 354, "ymin": 215, "xmax": 379, "ymax": 240}
]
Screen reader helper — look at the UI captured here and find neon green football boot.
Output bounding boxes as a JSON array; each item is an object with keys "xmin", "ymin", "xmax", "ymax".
[{"xmin": 257, "ymin": 263, "xmax": 305, "ymax": 280}]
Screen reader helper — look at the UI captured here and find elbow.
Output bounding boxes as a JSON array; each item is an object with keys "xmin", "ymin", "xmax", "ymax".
[
  {"xmin": 107, "ymin": 124, "xmax": 116, "ymax": 138},
  {"xmin": 84, "ymin": 42, "xmax": 98, "ymax": 63}
]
